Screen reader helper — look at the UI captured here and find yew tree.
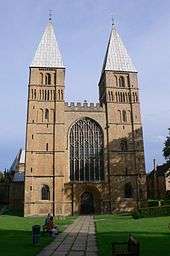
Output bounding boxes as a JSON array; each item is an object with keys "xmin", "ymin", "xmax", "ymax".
[{"xmin": 163, "ymin": 129, "xmax": 170, "ymax": 162}]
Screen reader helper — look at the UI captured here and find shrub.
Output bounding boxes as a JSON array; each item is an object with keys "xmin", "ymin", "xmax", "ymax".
[
  {"xmin": 132, "ymin": 210, "xmax": 141, "ymax": 219},
  {"xmin": 147, "ymin": 200, "xmax": 159, "ymax": 207},
  {"xmin": 132, "ymin": 206, "xmax": 170, "ymax": 219},
  {"xmin": 161, "ymin": 199, "xmax": 170, "ymax": 206}
]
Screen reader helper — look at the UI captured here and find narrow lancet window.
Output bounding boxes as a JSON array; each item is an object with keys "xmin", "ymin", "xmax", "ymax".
[
  {"xmin": 45, "ymin": 109, "xmax": 49, "ymax": 121},
  {"xmin": 45, "ymin": 73, "xmax": 51, "ymax": 85},
  {"xmin": 119, "ymin": 76, "xmax": 125, "ymax": 87}
]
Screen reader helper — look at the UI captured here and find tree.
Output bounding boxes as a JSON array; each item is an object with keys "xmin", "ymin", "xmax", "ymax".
[
  {"xmin": 0, "ymin": 171, "xmax": 4, "ymax": 182},
  {"xmin": 163, "ymin": 128, "xmax": 170, "ymax": 162}
]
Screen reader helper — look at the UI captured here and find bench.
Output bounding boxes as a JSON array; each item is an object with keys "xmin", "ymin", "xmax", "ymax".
[{"xmin": 112, "ymin": 234, "xmax": 140, "ymax": 256}]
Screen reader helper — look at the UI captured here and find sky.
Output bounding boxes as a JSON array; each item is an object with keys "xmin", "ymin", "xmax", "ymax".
[{"xmin": 0, "ymin": 0, "xmax": 170, "ymax": 172}]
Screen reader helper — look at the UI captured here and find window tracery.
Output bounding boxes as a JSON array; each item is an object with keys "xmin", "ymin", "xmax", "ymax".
[{"xmin": 70, "ymin": 118, "xmax": 104, "ymax": 181}]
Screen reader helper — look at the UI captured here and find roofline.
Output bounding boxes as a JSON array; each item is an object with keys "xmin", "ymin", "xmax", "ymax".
[
  {"xmin": 29, "ymin": 66, "xmax": 65, "ymax": 69},
  {"xmin": 104, "ymin": 69, "xmax": 138, "ymax": 73}
]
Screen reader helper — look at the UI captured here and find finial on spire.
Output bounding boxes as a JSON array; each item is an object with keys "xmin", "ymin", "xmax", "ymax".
[
  {"xmin": 112, "ymin": 16, "xmax": 115, "ymax": 26},
  {"xmin": 49, "ymin": 9, "xmax": 52, "ymax": 22}
]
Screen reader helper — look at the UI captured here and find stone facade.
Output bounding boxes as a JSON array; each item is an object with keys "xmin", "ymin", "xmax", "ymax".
[
  {"xmin": 24, "ymin": 70, "xmax": 146, "ymax": 216},
  {"xmin": 147, "ymin": 162, "xmax": 170, "ymax": 199},
  {"xmin": 22, "ymin": 21, "xmax": 147, "ymax": 216}
]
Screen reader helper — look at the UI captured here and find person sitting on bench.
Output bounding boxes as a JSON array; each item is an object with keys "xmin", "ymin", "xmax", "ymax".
[
  {"xmin": 43, "ymin": 213, "xmax": 52, "ymax": 232},
  {"xmin": 47, "ymin": 216, "xmax": 59, "ymax": 237}
]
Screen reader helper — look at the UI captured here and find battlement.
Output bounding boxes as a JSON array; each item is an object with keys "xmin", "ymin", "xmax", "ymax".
[{"xmin": 64, "ymin": 101, "xmax": 104, "ymax": 112}]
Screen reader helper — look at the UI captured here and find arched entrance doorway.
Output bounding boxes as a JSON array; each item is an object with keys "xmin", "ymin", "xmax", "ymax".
[{"xmin": 80, "ymin": 191, "xmax": 94, "ymax": 214}]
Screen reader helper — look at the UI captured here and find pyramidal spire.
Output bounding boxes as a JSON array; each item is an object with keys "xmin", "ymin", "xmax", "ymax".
[
  {"xmin": 102, "ymin": 23, "xmax": 136, "ymax": 73},
  {"xmin": 31, "ymin": 20, "xmax": 64, "ymax": 68}
]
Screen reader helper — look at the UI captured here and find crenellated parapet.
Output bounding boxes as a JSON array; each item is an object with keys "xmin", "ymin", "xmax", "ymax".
[{"xmin": 64, "ymin": 101, "xmax": 104, "ymax": 112}]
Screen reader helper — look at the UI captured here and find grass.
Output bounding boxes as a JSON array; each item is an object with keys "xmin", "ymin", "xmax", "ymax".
[
  {"xmin": 95, "ymin": 214, "xmax": 170, "ymax": 256},
  {"xmin": 0, "ymin": 214, "xmax": 76, "ymax": 256}
]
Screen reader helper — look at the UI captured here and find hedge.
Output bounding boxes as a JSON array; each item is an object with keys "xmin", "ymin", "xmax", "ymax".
[
  {"xmin": 161, "ymin": 199, "xmax": 170, "ymax": 206},
  {"xmin": 132, "ymin": 205, "xmax": 170, "ymax": 219},
  {"xmin": 147, "ymin": 200, "xmax": 159, "ymax": 207},
  {"xmin": 147, "ymin": 199, "xmax": 170, "ymax": 207}
]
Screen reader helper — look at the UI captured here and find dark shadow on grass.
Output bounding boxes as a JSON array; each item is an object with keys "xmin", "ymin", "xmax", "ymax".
[
  {"xmin": 96, "ymin": 230, "xmax": 170, "ymax": 256},
  {"xmin": 1, "ymin": 208, "xmax": 24, "ymax": 217},
  {"xmin": 0, "ymin": 229, "xmax": 53, "ymax": 256}
]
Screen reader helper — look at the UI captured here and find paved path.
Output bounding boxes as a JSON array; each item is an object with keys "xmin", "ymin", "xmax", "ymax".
[{"xmin": 37, "ymin": 216, "xmax": 98, "ymax": 256}]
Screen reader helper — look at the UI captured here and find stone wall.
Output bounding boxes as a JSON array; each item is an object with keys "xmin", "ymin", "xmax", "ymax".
[
  {"xmin": 9, "ymin": 182, "xmax": 24, "ymax": 212},
  {"xmin": 0, "ymin": 183, "xmax": 9, "ymax": 204}
]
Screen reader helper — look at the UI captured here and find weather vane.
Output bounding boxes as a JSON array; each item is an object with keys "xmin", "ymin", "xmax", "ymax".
[
  {"xmin": 112, "ymin": 16, "xmax": 115, "ymax": 25},
  {"xmin": 49, "ymin": 9, "xmax": 52, "ymax": 21}
]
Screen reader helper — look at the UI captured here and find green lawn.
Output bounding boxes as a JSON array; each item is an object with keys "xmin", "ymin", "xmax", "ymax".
[
  {"xmin": 95, "ymin": 214, "xmax": 170, "ymax": 256},
  {"xmin": 0, "ymin": 214, "xmax": 76, "ymax": 256}
]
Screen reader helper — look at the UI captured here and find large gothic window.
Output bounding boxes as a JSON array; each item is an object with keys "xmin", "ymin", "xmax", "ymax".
[{"xmin": 70, "ymin": 117, "xmax": 104, "ymax": 182}]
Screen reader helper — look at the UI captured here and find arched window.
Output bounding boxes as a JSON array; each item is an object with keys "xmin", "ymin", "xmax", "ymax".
[
  {"xmin": 122, "ymin": 110, "xmax": 127, "ymax": 122},
  {"xmin": 40, "ymin": 73, "xmax": 43, "ymax": 84},
  {"xmin": 45, "ymin": 109, "xmax": 49, "ymax": 121},
  {"xmin": 119, "ymin": 76, "xmax": 125, "ymax": 87},
  {"xmin": 115, "ymin": 92, "xmax": 118, "ymax": 102},
  {"xmin": 50, "ymin": 90, "xmax": 53, "ymax": 100},
  {"xmin": 46, "ymin": 143, "xmax": 48, "ymax": 151},
  {"xmin": 41, "ymin": 185, "xmax": 50, "ymax": 200},
  {"xmin": 34, "ymin": 89, "xmax": 36, "ymax": 99},
  {"xmin": 45, "ymin": 90, "xmax": 47, "ymax": 101},
  {"xmin": 125, "ymin": 93, "xmax": 128, "ymax": 103},
  {"xmin": 31, "ymin": 89, "xmax": 34, "ymax": 99},
  {"xmin": 70, "ymin": 117, "xmax": 104, "ymax": 182},
  {"xmin": 42, "ymin": 90, "xmax": 44, "ymax": 100},
  {"xmin": 118, "ymin": 110, "xmax": 121, "ymax": 123},
  {"xmin": 58, "ymin": 89, "xmax": 60, "ymax": 100},
  {"xmin": 120, "ymin": 92, "xmax": 123, "ymax": 102},
  {"xmin": 111, "ymin": 91, "xmax": 114, "ymax": 101},
  {"xmin": 61, "ymin": 90, "xmax": 64, "ymax": 100},
  {"xmin": 108, "ymin": 91, "xmax": 111, "ymax": 101},
  {"xmin": 47, "ymin": 90, "xmax": 50, "ymax": 101},
  {"xmin": 120, "ymin": 139, "xmax": 128, "ymax": 151},
  {"xmin": 124, "ymin": 183, "xmax": 133, "ymax": 198},
  {"xmin": 118, "ymin": 92, "xmax": 120, "ymax": 102},
  {"xmin": 122, "ymin": 93, "xmax": 125, "ymax": 103},
  {"xmin": 114, "ymin": 75, "xmax": 118, "ymax": 87},
  {"xmin": 45, "ymin": 73, "xmax": 51, "ymax": 85},
  {"xmin": 128, "ymin": 92, "xmax": 131, "ymax": 102}
]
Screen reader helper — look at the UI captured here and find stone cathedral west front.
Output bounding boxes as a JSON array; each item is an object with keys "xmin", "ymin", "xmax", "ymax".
[{"xmin": 9, "ymin": 19, "xmax": 147, "ymax": 216}]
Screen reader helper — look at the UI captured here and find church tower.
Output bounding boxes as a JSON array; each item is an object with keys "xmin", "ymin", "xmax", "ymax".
[
  {"xmin": 22, "ymin": 20, "xmax": 147, "ymax": 216},
  {"xmin": 98, "ymin": 23, "xmax": 147, "ymax": 210},
  {"xmin": 24, "ymin": 19, "xmax": 66, "ymax": 216}
]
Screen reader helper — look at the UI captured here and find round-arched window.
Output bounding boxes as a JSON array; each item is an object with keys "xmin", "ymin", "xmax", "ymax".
[
  {"xmin": 70, "ymin": 117, "xmax": 104, "ymax": 182},
  {"xmin": 119, "ymin": 76, "xmax": 125, "ymax": 87},
  {"xmin": 124, "ymin": 183, "xmax": 133, "ymax": 198},
  {"xmin": 41, "ymin": 185, "xmax": 50, "ymax": 200}
]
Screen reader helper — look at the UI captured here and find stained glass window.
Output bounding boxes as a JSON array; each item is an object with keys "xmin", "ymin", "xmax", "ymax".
[{"xmin": 70, "ymin": 118, "xmax": 104, "ymax": 181}]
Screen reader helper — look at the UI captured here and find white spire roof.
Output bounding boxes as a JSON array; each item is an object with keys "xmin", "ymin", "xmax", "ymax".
[
  {"xmin": 102, "ymin": 24, "xmax": 137, "ymax": 72},
  {"xmin": 31, "ymin": 21, "xmax": 64, "ymax": 68}
]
